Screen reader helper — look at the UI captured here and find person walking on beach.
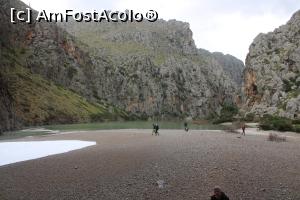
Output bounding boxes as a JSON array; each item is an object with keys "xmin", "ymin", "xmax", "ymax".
[
  {"xmin": 155, "ymin": 123, "xmax": 159, "ymax": 136},
  {"xmin": 184, "ymin": 121, "xmax": 189, "ymax": 132},
  {"xmin": 152, "ymin": 123, "xmax": 156, "ymax": 135},
  {"xmin": 210, "ymin": 186, "xmax": 230, "ymax": 200},
  {"xmin": 241, "ymin": 123, "xmax": 246, "ymax": 136}
]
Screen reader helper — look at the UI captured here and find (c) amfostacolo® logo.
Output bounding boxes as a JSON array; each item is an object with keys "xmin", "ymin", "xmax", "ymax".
[{"xmin": 10, "ymin": 8, "xmax": 159, "ymax": 24}]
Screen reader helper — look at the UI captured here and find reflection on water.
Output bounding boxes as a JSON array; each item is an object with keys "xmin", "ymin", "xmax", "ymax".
[{"xmin": 0, "ymin": 140, "xmax": 96, "ymax": 166}]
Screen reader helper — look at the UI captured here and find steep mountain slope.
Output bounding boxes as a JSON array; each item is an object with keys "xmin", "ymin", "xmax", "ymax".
[
  {"xmin": 60, "ymin": 20, "xmax": 243, "ymax": 118},
  {"xmin": 244, "ymin": 10, "xmax": 300, "ymax": 119},
  {"xmin": 0, "ymin": 0, "xmax": 244, "ymax": 132},
  {"xmin": 212, "ymin": 52, "xmax": 245, "ymax": 86},
  {"xmin": 0, "ymin": 0, "xmax": 130, "ymax": 132}
]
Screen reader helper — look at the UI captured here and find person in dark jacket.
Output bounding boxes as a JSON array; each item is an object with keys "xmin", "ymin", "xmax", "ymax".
[
  {"xmin": 155, "ymin": 123, "xmax": 159, "ymax": 136},
  {"xmin": 152, "ymin": 123, "xmax": 156, "ymax": 135},
  {"xmin": 184, "ymin": 121, "xmax": 189, "ymax": 132},
  {"xmin": 210, "ymin": 187, "xmax": 229, "ymax": 200}
]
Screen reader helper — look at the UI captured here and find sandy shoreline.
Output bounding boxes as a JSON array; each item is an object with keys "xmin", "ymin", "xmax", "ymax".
[{"xmin": 0, "ymin": 129, "xmax": 299, "ymax": 199}]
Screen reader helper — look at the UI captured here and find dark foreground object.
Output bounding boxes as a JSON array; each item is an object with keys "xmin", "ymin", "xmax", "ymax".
[
  {"xmin": 211, "ymin": 187, "xmax": 229, "ymax": 200},
  {"xmin": 211, "ymin": 192, "xmax": 229, "ymax": 200},
  {"xmin": 0, "ymin": 130, "xmax": 299, "ymax": 200}
]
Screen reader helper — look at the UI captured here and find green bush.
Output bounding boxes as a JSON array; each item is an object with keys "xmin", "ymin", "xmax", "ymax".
[
  {"xmin": 212, "ymin": 104, "xmax": 238, "ymax": 124},
  {"xmin": 292, "ymin": 119, "xmax": 300, "ymax": 124},
  {"xmin": 275, "ymin": 120, "xmax": 293, "ymax": 131},
  {"xmin": 244, "ymin": 113, "xmax": 255, "ymax": 122},
  {"xmin": 259, "ymin": 123, "xmax": 273, "ymax": 130},
  {"xmin": 212, "ymin": 117, "xmax": 229, "ymax": 124},
  {"xmin": 294, "ymin": 125, "xmax": 300, "ymax": 133},
  {"xmin": 259, "ymin": 115, "xmax": 294, "ymax": 132}
]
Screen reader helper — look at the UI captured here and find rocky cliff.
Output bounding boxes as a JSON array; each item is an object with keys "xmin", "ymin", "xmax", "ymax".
[
  {"xmin": 212, "ymin": 52, "xmax": 245, "ymax": 86},
  {"xmin": 244, "ymin": 10, "xmax": 300, "ymax": 119},
  {"xmin": 0, "ymin": 0, "xmax": 131, "ymax": 132},
  {"xmin": 0, "ymin": 0, "xmax": 244, "ymax": 132},
  {"xmin": 59, "ymin": 20, "xmax": 243, "ymax": 119}
]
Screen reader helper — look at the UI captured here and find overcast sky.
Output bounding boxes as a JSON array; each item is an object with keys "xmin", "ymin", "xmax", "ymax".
[{"xmin": 22, "ymin": 0, "xmax": 300, "ymax": 62}]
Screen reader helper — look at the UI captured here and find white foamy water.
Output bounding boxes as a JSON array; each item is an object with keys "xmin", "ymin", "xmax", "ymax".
[{"xmin": 0, "ymin": 140, "xmax": 96, "ymax": 166}]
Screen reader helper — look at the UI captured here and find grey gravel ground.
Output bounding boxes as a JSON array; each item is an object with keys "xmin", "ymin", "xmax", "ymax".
[{"xmin": 0, "ymin": 129, "xmax": 299, "ymax": 200}]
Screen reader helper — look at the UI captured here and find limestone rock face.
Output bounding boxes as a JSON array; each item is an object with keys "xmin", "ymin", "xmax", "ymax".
[
  {"xmin": 0, "ymin": 0, "xmax": 244, "ymax": 131},
  {"xmin": 244, "ymin": 10, "xmax": 300, "ymax": 119},
  {"xmin": 60, "ymin": 20, "xmax": 243, "ymax": 118},
  {"xmin": 212, "ymin": 52, "xmax": 245, "ymax": 86}
]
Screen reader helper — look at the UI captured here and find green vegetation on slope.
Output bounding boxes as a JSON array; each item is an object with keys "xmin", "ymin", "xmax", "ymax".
[{"xmin": 1, "ymin": 65, "xmax": 132, "ymax": 127}]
